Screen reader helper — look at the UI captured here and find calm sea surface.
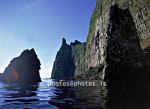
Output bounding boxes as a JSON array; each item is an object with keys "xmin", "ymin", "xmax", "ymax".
[
  {"xmin": 0, "ymin": 79, "xmax": 104, "ymax": 109},
  {"xmin": 0, "ymin": 79, "xmax": 150, "ymax": 109}
]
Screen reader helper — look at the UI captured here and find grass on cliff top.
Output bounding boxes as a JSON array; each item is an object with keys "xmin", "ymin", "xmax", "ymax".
[
  {"xmin": 86, "ymin": 0, "xmax": 111, "ymax": 45},
  {"xmin": 86, "ymin": 0, "xmax": 102, "ymax": 45},
  {"xmin": 87, "ymin": 0, "xmax": 150, "ymax": 46}
]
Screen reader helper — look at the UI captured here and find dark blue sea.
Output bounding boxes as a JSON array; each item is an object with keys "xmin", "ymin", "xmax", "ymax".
[
  {"xmin": 0, "ymin": 79, "xmax": 103, "ymax": 109},
  {"xmin": 1, "ymin": 78, "xmax": 150, "ymax": 109}
]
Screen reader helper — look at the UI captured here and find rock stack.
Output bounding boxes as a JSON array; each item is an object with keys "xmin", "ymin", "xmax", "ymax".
[{"xmin": 1, "ymin": 48, "xmax": 41, "ymax": 84}]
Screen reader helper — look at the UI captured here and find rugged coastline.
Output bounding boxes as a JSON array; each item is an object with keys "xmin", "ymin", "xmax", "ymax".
[{"xmin": 51, "ymin": 0, "xmax": 150, "ymax": 82}]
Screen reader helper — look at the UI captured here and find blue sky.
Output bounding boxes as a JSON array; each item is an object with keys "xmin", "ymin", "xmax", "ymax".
[{"xmin": 0, "ymin": 0, "xmax": 96, "ymax": 78}]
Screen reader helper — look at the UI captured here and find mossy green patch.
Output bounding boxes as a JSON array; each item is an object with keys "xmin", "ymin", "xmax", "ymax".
[{"xmin": 86, "ymin": 0, "xmax": 102, "ymax": 45}]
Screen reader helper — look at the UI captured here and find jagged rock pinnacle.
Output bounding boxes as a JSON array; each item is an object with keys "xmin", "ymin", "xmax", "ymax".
[
  {"xmin": 62, "ymin": 38, "xmax": 67, "ymax": 45},
  {"xmin": 1, "ymin": 48, "xmax": 41, "ymax": 84}
]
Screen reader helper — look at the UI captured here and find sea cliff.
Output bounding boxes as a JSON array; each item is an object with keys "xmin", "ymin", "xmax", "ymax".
[{"xmin": 51, "ymin": 0, "xmax": 150, "ymax": 81}]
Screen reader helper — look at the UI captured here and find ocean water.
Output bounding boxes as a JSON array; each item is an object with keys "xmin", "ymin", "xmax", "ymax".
[
  {"xmin": 0, "ymin": 79, "xmax": 103, "ymax": 109},
  {"xmin": 106, "ymin": 81, "xmax": 150, "ymax": 109},
  {"xmin": 1, "ymin": 78, "xmax": 150, "ymax": 109}
]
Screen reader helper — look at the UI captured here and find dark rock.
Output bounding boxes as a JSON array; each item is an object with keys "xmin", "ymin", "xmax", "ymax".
[
  {"xmin": 72, "ymin": 42, "xmax": 86, "ymax": 79},
  {"xmin": 62, "ymin": 38, "xmax": 67, "ymax": 45},
  {"xmin": 70, "ymin": 40, "xmax": 82, "ymax": 46},
  {"xmin": 105, "ymin": 4, "xmax": 144, "ymax": 81},
  {"xmin": 51, "ymin": 38, "xmax": 86, "ymax": 80},
  {"xmin": 51, "ymin": 0, "xmax": 150, "ymax": 81},
  {"xmin": 1, "ymin": 48, "xmax": 41, "ymax": 84},
  {"xmin": 51, "ymin": 38, "xmax": 75, "ymax": 80}
]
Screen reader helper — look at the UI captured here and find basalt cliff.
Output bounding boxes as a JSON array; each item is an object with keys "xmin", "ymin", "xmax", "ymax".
[
  {"xmin": 51, "ymin": 0, "xmax": 150, "ymax": 81},
  {"xmin": 51, "ymin": 38, "xmax": 86, "ymax": 80},
  {"xmin": 0, "ymin": 48, "xmax": 41, "ymax": 84}
]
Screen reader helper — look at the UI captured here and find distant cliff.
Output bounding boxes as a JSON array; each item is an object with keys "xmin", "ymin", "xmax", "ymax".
[
  {"xmin": 1, "ymin": 48, "xmax": 41, "ymax": 84},
  {"xmin": 51, "ymin": 38, "xmax": 75, "ymax": 79},
  {"xmin": 51, "ymin": 0, "xmax": 150, "ymax": 81},
  {"xmin": 51, "ymin": 38, "xmax": 86, "ymax": 79}
]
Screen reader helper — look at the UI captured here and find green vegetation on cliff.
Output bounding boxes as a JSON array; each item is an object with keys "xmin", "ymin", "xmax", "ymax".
[
  {"xmin": 72, "ymin": 42, "xmax": 86, "ymax": 76},
  {"xmin": 87, "ymin": 0, "xmax": 150, "ymax": 46},
  {"xmin": 87, "ymin": 0, "xmax": 102, "ymax": 45},
  {"xmin": 51, "ymin": 0, "xmax": 150, "ymax": 81}
]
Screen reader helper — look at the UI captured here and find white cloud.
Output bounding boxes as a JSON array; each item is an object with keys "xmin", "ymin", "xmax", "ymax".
[{"xmin": 18, "ymin": 0, "xmax": 43, "ymax": 13}]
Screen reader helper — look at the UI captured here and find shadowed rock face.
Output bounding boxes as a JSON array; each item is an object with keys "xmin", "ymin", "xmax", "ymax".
[
  {"xmin": 51, "ymin": 38, "xmax": 75, "ymax": 80},
  {"xmin": 1, "ymin": 48, "xmax": 41, "ymax": 84},
  {"xmin": 51, "ymin": 38, "xmax": 85, "ymax": 80},
  {"xmin": 51, "ymin": 1, "xmax": 149, "ymax": 81},
  {"xmin": 105, "ymin": 4, "xmax": 144, "ymax": 81}
]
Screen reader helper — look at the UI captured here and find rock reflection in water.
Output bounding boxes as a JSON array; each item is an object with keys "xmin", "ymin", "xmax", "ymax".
[
  {"xmin": 49, "ymin": 87, "xmax": 75, "ymax": 109},
  {"xmin": 74, "ymin": 86, "xmax": 106, "ymax": 109},
  {"xmin": 2, "ymin": 84, "xmax": 39, "ymax": 104},
  {"xmin": 49, "ymin": 85, "xmax": 104, "ymax": 109},
  {"xmin": 0, "ymin": 79, "xmax": 106, "ymax": 109},
  {"xmin": 106, "ymin": 81, "xmax": 150, "ymax": 109}
]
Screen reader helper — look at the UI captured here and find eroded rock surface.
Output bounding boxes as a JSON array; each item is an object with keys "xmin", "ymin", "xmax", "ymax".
[{"xmin": 1, "ymin": 48, "xmax": 41, "ymax": 84}]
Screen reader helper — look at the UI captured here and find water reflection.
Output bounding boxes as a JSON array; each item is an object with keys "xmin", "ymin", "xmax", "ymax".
[
  {"xmin": 74, "ymin": 86, "xmax": 105, "ymax": 109},
  {"xmin": 48, "ymin": 87, "xmax": 76, "ymax": 109},
  {"xmin": 3, "ymin": 84, "xmax": 39, "ymax": 104},
  {"xmin": 0, "ymin": 79, "xmax": 103, "ymax": 109},
  {"xmin": 106, "ymin": 81, "xmax": 150, "ymax": 109},
  {"xmin": 48, "ymin": 80, "xmax": 103, "ymax": 109}
]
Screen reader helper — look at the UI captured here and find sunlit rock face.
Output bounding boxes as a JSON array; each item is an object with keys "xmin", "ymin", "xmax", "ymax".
[{"xmin": 1, "ymin": 48, "xmax": 41, "ymax": 84}]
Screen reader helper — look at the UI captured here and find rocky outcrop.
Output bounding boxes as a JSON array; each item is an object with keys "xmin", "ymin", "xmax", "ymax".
[
  {"xmin": 85, "ymin": 0, "xmax": 149, "ymax": 81},
  {"xmin": 105, "ymin": 4, "xmax": 143, "ymax": 81},
  {"xmin": 71, "ymin": 41, "xmax": 86, "ymax": 78},
  {"xmin": 1, "ymin": 48, "xmax": 41, "ymax": 84},
  {"xmin": 52, "ymin": 0, "xmax": 150, "ymax": 81},
  {"xmin": 51, "ymin": 38, "xmax": 75, "ymax": 79},
  {"xmin": 109, "ymin": 0, "xmax": 150, "ymax": 41},
  {"xmin": 51, "ymin": 38, "xmax": 86, "ymax": 80}
]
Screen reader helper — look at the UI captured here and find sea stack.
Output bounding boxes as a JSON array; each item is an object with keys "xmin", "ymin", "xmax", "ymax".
[
  {"xmin": 1, "ymin": 48, "xmax": 41, "ymax": 84},
  {"xmin": 51, "ymin": 38, "xmax": 75, "ymax": 80}
]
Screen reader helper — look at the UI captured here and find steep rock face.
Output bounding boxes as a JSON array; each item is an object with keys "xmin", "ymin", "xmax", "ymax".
[
  {"xmin": 85, "ymin": 0, "xmax": 108, "ymax": 80},
  {"xmin": 85, "ymin": 0, "xmax": 149, "ymax": 81},
  {"xmin": 105, "ymin": 4, "xmax": 143, "ymax": 80},
  {"xmin": 71, "ymin": 41, "xmax": 86, "ymax": 78},
  {"xmin": 52, "ymin": 0, "xmax": 150, "ymax": 81},
  {"xmin": 85, "ymin": 15, "xmax": 106, "ymax": 80},
  {"xmin": 51, "ymin": 38, "xmax": 86, "ymax": 80},
  {"xmin": 51, "ymin": 38, "xmax": 75, "ymax": 79},
  {"xmin": 1, "ymin": 48, "xmax": 41, "ymax": 84},
  {"xmin": 109, "ymin": 0, "xmax": 150, "ymax": 41}
]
